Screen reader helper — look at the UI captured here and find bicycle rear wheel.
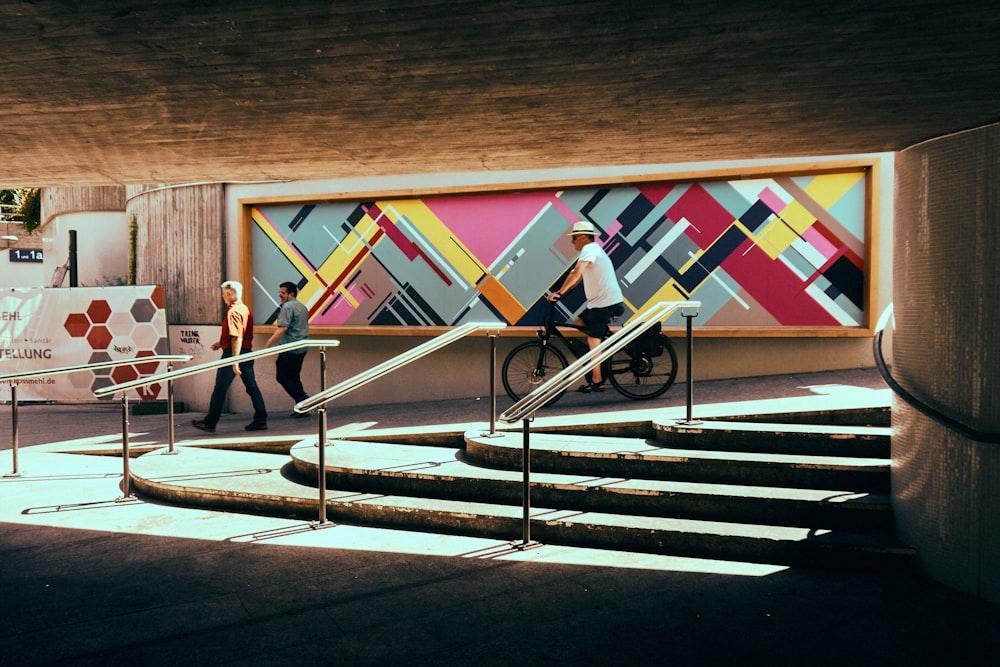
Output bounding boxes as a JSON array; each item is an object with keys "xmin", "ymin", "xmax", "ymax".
[
  {"xmin": 502, "ymin": 341, "xmax": 569, "ymax": 402},
  {"xmin": 607, "ymin": 334, "xmax": 678, "ymax": 399}
]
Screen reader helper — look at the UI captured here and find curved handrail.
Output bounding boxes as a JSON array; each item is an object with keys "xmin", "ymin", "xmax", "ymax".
[
  {"xmin": 873, "ymin": 304, "xmax": 1000, "ymax": 443},
  {"xmin": 499, "ymin": 301, "xmax": 700, "ymax": 424},
  {"xmin": 93, "ymin": 339, "xmax": 338, "ymax": 397},
  {"xmin": 294, "ymin": 322, "xmax": 505, "ymax": 413}
]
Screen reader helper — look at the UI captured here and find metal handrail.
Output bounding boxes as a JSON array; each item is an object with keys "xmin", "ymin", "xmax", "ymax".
[
  {"xmin": 873, "ymin": 304, "xmax": 1000, "ymax": 443},
  {"xmin": 2, "ymin": 354, "xmax": 193, "ymax": 478},
  {"xmin": 294, "ymin": 322, "xmax": 505, "ymax": 413},
  {"xmin": 294, "ymin": 321, "xmax": 504, "ymax": 526},
  {"xmin": 499, "ymin": 301, "xmax": 700, "ymax": 423},
  {"xmin": 86, "ymin": 338, "xmax": 340, "ymax": 505},
  {"xmin": 497, "ymin": 300, "xmax": 699, "ymax": 550},
  {"xmin": 0, "ymin": 355, "xmax": 192, "ymax": 383},
  {"xmin": 93, "ymin": 339, "xmax": 337, "ymax": 397}
]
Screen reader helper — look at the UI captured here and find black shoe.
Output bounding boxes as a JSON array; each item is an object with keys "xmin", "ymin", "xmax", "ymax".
[
  {"xmin": 290, "ymin": 410, "xmax": 311, "ymax": 418},
  {"xmin": 577, "ymin": 380, "xmax": 605, "ymax": 393},
  {"xmin": 191, "ymin": 419, "xmax": 215, "ymax": 433},
  {"xmin": 245, "ymin": 421, "xmax": 269, "ymax": 431}
]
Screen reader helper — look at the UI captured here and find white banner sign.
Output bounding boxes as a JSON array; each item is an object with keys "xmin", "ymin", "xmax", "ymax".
[{"xmin": 0, "ymin": 286, "xmax": 171, "ymax": 403}]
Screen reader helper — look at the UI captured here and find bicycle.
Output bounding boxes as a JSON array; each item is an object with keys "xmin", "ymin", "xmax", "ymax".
[{"xmin": 501, "ymin": 300, "xmax": 678, "ymax": 403}]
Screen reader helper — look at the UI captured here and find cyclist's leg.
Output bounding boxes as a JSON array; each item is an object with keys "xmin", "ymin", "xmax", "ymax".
[{"xmin": 579, "ymin": 303, "xmax": 622, "ymax": 385}]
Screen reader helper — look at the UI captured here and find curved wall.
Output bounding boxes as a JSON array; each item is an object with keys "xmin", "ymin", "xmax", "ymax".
[
  {"xmin": 125, "ymin": 183, "xmax": 226, "ymax": 325},
  {"xmin": 894, "ymin": 124, "xmax": 1000, "ymax": 603}
]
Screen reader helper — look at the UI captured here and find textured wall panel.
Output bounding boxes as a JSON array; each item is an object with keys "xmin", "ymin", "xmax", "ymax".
[
  {"xmin": 894, "ymin": 125, "xmax": 1000, "ymax": 603},
  {"xmin": 42, "ymin": 186, "xmax": 126, "ymax": 221},
  {"xmin": 126, "ymin": 184, "xmax": 226, "ymax": 325}
]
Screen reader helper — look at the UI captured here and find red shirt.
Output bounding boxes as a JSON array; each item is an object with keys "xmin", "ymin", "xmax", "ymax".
[{"xmin": 220, "ymin": 301, "xmax": 254, "ymax": 352}]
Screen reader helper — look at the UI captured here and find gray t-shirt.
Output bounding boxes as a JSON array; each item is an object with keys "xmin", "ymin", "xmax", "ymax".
[{"xmin": 276, "ymin": 299, "xmax": 309, "ymax": 353}]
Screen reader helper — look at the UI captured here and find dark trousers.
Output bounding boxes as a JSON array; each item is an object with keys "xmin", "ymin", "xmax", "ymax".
[
  {"xmin": 275, "ymin": 351, "xmax": 309, "ymax": 402},
  {"xmin": 204, "ymin": 350, "xmax": 268, "ymax": 427}
]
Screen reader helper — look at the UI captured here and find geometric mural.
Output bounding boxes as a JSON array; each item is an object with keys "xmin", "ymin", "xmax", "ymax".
[{"xmin": 249, "ymin": 170, "xmax": 869, "ymax": 331}]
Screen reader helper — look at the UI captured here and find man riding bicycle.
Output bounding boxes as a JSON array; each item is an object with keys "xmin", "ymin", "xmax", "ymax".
[{"xmin": 547, "ymin": 220, "xmax": 625, "ymax": 392}]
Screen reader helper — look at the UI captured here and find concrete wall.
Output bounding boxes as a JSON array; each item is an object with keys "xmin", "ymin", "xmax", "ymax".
[
  {"xmin": 894, "ymin": 124, "xmax": 1000, "ymax": 603},
  {"xmin": 212, "ymin": 155, "xmax": 894, "ymax": 410},
  {"xmin": 33, "ymin": 154, "xmax": 895, "ymax": 414}
]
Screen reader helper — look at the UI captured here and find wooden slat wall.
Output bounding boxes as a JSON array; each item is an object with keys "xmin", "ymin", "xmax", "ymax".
[
  {"xmin": 126, "ymin": 184, "xmax": 226, "ymax": 325},
  {"xmin": 42, "ymin": 186, "xmax": 126, "ymax": 221}
]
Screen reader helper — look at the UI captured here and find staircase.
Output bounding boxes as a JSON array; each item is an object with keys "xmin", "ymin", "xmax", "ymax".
[{"xmin": 129, "ymin": 405, "xmax": 915, "ymax": 570}]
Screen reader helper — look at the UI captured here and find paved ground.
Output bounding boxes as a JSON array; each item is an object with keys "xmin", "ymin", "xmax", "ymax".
[{"xmin": 2, "ymin": 369, "xmax": 999, "ymax": 666}]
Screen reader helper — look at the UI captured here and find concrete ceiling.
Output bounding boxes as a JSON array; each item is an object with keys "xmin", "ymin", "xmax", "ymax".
[{"xmin": 1, "ymin": 1, "xmax": 998, "ymax": 188}]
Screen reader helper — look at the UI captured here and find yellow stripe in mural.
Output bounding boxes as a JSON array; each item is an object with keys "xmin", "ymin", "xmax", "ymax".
[
  {"xmin": 309, "ymin": 211, "xmax": 383, "ymax": 303},
  {"xmin": 756, "ymin": 172, "xmax": 864, "ymax": 259},
  {"xmin": 806, "ymin": 171, "xmax": 865, "ymax": 209},
  {"xmin": 381, "ymin": 199, "xmax": 488, "ymax": 285},
  {"xmin": 251, "ymin": 208, "xmax": 316, "ymax": 281}
]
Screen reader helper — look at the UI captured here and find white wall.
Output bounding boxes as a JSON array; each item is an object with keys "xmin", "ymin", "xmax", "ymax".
[
  {"xmin": 0, "ymin": 245, "xmax": 47, "ymax": 288},
  {"xmin": 42, "ymin": 211, "xmax": 130, "ymax": 287}
]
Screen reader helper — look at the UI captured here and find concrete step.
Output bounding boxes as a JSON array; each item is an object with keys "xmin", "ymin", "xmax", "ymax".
[
  {"xmin": 466, "ymin": 430, "xmax": 890, "ymax": 492},
  {"xmin": 287, "ymin": 436, "xmax": 891, "ymax": 532},
  {"xmin": 651, "ymin": 419, "xmax": 891, "ymax": 459},
  {"xmin": 710, "ymin": 405, "xmax": 891, "ymax": 427},
  {"xmin": 129, "ymin": 446, "xmax": 914, "ymax": 569}
]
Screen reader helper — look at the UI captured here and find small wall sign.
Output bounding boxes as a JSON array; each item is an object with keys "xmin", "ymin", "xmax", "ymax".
[{"xmin": 9, "ymin": 249, "xmax": 43, "ymax": 263}]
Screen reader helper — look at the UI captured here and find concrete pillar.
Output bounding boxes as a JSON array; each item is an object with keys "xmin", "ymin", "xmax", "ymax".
[{"xmin": 893, "ymin": 123, "xmax": 1000, "ymax": 603}]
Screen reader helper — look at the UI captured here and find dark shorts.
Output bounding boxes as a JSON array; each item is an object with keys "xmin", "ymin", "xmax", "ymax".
[{"xmin": 579, "ymin": 302, "xmax": 625, "ymax": 339}]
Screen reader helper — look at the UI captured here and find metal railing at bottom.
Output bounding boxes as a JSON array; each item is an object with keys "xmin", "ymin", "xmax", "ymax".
[
  {"xmin": 1, "ymin": 355, "xmax": 193, "ymax": 479},
  {"xmin": 293, "ymin": 322, "xmax": 506, "ymax": 525},
  {"xmin": 93, "ymin": 339, "xmax": 340, "ymax": 499},
  {"xmin": 498, "ymin": 300, "xmax": 700, "ymax": 549}
]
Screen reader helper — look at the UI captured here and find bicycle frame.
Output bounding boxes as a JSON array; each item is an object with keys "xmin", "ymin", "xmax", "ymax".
[{"xmin": 501, "ymin": 300, "xmax": 678, "ymax": 402}]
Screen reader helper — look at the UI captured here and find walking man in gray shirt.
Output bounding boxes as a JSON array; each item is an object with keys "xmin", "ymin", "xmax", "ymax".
[{"xmin": 264, "ymin": 281, "xmax": 311, "ymax": 415}]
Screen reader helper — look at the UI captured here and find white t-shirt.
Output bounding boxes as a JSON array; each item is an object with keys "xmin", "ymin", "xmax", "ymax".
[{"xmin": 578, "ymin": 241, "xmax": 623, "ymax": 308}]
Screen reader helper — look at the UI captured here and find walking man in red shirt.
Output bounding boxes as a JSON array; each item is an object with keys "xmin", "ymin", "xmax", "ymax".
[{"xmin": 192, "ymin": 280, "xmax": 268, "ymax": 432}]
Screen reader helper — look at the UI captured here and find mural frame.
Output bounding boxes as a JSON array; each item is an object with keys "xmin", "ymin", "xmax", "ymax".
[{"xmin": 239, "ymin": 158, "xmax": 880, "ymax": 338}]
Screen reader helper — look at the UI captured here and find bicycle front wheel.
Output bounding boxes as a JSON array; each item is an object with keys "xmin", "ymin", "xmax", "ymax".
[
  {"xmin": 607, "ymin": 334, "xmax": 678, "ymax": 399},
  {"xmin": 502, "ymin": 341, "xmax": 569, "ymax": 402}
]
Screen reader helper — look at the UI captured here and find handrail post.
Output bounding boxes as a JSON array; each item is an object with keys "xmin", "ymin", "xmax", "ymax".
[
  {"xmin": 5, "ymin": 383, "xmax": 20, "ymax": 477},
  {"xmin": 520, "ymin": 418, "xmax": 532, "ymax": 546},
  {"xmin": 512, "ymin": 417, "xmax": 540, "ymax": 550},
  {"xmin": 166, "ymin": 363, "xmax": 177, "ymax": 454},
  {"xmin": 118, "ymin": 395, "xmax": 136, "ymax": 501},
  {"xmin": 320, "ymin": 346, "xmax": 327, "ymax": 391},
  {"xmin": 485, "ymin": 332, "xmax": 501, "ymax": 437},
  {"xmin": 677, "ymin": 307, "xmax": 702, "ymax": 426},
  {"xmin": 313, "ymin": 406, "xmax": 332, "ymax": 527}
]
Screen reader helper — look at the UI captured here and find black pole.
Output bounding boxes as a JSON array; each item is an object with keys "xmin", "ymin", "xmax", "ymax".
[
  {"xmin": 68, "ymin": 230, "xmax": 78, "ymax": 287},
  {"xmin": 679, "ymin": 312, "xmax": 702, "ymax": 426}
]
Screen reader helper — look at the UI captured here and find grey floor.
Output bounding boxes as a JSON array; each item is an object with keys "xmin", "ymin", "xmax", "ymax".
[{"xmin": 2, "ymin": 369, "xmax": 999, "ymax": 666}]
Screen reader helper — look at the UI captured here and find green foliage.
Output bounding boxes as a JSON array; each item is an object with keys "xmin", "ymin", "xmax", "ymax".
[
  {"xmin": 128, "ymin": 215, "xmax": 139, "ymax": 285},
  {"xmin": 20, "ymin": 189, "xmax": 40, "ymax": 234},
  {"xmin": 0, "ymin": 188, "xmax": 41, "ymax": 234}
]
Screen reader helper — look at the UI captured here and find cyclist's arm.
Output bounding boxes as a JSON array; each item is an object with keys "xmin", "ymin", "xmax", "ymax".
[{"xmin": 548, "ymin": 260, "xmax": 589, "ymax": 301}]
